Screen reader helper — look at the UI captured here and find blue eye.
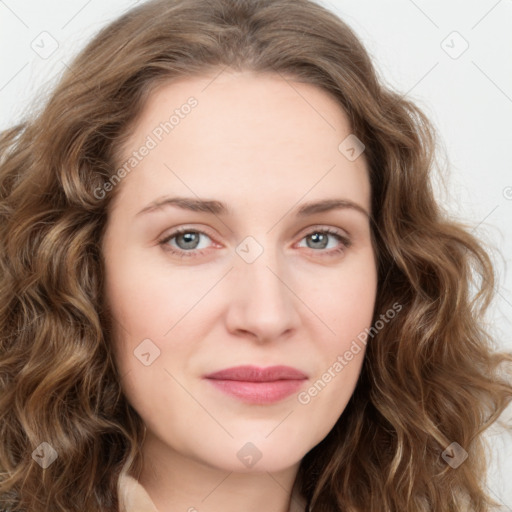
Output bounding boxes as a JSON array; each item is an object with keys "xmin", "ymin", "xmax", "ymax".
[
  {"xmin": 298, "ymin": 229, "xmax": 351, "ymax": 253},
  {"xmin": 158, "ymin": 227, "xmax": 351, "ymax": 259},
  {"xmin": 159, "ymin": 228, "xmax": 213, "ymax": 257}
]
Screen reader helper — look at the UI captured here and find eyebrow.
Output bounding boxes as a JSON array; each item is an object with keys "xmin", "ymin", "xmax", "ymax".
[{"xmin": 135, "ymin": 196, "xmax": 369, "ymax": 218}]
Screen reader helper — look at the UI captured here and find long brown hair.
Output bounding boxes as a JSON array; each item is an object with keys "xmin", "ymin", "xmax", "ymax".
[{"xmin": 1, "ymin": 0, "xmax": 511, "ymax": 510}]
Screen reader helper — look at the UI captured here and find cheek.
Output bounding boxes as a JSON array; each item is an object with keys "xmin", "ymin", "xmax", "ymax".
[
  {"xmin": 296, "ymin": 250, "xmax": 377, "ymax": 417},
  {"xmin": 295, "ymin": 301, "xmax": 373, "ymax": 445},
  {"xmin": 102, "ymin": 248, "xmax": 216, "ymax": 404},
  {"xmin": 103, "ymin": 249, "xmax": 207, "ymax": 341},
  {"xmin": 308, "ymin": 250, "xmax": 378, "ymax": 345},
  {"xmin": 102, "ymin": 255, "xmax": 197, "ymax": 424}
]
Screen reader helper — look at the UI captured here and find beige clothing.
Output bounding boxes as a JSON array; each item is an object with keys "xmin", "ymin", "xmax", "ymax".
[
  {"xmin": 117, "ymin": 472, "xmax": 308, "ymax": 512},
  {"xmin": 118, "ymin": 474, "xmax": 159, "ymax": 512}
]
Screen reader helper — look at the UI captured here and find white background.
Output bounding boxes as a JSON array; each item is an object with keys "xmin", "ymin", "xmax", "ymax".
[{"xmin": 1, "ymin": 0, "xmax": 511, "ymax": 508}]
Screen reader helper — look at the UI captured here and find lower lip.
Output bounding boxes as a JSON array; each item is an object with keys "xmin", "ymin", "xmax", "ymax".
[{"xmin": 206, "ymin": 379, "xmax": 305, "ymax": 404}]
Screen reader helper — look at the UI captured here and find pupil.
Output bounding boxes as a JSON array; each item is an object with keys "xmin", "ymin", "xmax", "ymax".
[
  {"xmin": 309, "ymin": 233, "xmax": 327, "ymax": 249},
  {"xmin": 178, "ymin": 232, "xmax": 199, "ymax": 249}
]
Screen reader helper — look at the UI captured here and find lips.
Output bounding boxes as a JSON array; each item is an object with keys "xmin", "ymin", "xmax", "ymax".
[
  {"xmin": 204, "ymin": 365, "xmax": 307, "ymax": 382},
  {"xmin": 204, "ymin": 365, "xmax": 308, "ymax": 404}
]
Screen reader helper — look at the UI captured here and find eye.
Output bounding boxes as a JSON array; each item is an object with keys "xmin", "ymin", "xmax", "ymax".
[
  {"xmin": 296, "ymin": 227, "xmax": 351, "ymax": 256},
  {"xmin": 158, "ymin": 228, "xmax": 215, "ymax": 258},
  {"xmin": 158, "ymin": 226, "xmax": 351, "ymax": 259}
]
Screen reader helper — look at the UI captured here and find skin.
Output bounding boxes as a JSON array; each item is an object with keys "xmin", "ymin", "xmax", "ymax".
[{"xmin": 102, "ymin": 70, "xmax": 378, "ymax": 512}]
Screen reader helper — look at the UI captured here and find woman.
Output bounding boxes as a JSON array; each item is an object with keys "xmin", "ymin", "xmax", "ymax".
[{"xmin": 1, "ymin": 0, "xmax": 511, "ymax": 510}]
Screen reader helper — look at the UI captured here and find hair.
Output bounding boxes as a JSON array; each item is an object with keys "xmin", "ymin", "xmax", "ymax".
[{"xmin": 1, "ymin": 0, "xmax": 511, "ymax": 510}]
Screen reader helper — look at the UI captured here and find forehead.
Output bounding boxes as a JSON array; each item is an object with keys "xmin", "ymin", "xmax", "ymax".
[{"xmin": 111, "ymin": 70, "xmax": 370, "ymax": 216}]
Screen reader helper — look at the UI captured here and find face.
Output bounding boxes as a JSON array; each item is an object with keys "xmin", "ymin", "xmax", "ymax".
[{"xmin": 102, "ymin": 70, "xmax": 378, "ymax": 474}]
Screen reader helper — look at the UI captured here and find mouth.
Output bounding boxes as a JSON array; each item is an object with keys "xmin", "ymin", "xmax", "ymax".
[{"xmin": 204, "ymin": 365, "xmax": 308, "ymax": 404}]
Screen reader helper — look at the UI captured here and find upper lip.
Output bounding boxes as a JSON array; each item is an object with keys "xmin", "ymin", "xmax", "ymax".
[{"xmin": 204, "ymin": 365, "xmax": 307, "ymax": 382}]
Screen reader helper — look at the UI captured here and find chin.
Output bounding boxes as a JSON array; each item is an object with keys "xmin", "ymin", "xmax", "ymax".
[{"xmin": 176, "ymin": 437, "xmax": 302, "ymax": 474}]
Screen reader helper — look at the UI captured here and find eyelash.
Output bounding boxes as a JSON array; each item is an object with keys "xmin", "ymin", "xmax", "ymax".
[{"xmin": 157, "ymin": 226, "xmax": 352, "ymax": 259}]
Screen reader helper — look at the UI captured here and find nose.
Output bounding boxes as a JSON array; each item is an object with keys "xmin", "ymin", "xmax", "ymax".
[{"xmin": 225, "ymin": 242, "xmax": 301, "ymax": 343}]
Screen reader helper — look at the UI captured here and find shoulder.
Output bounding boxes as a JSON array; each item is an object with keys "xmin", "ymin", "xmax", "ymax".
[{"xmin": 117, "ymin": 473, "xmax": 159, "ymax": 512}]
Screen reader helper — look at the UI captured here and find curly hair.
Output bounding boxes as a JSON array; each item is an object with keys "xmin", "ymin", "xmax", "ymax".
[{"xmin": 1, "ymin": 0, "xmax": 511, "ymax": 510}]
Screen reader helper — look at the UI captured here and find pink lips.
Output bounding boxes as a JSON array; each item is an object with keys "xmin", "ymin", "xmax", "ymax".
[{"xmin": 204, "ymin": 365, "xmax": 307, "ymax": 404}]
